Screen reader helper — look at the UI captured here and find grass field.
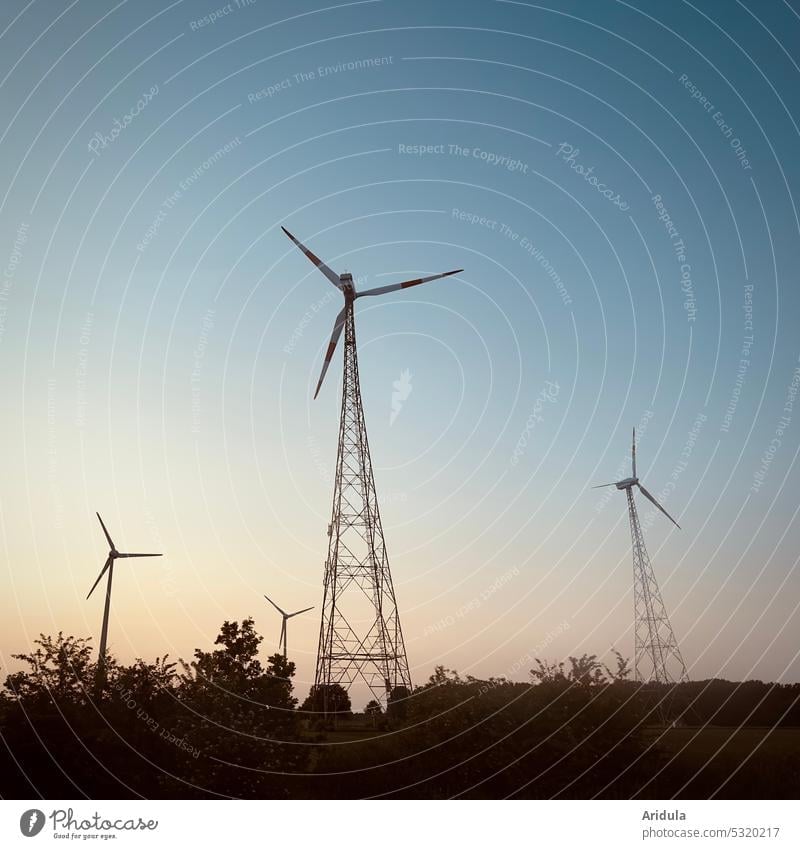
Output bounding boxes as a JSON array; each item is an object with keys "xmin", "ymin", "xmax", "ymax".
[{"xmin": 643, "ymin": 726, "xmax": 800, "ymax": 798}]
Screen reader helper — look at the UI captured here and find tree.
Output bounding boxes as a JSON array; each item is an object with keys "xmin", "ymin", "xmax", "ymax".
[
  {"xmin": 364, "ymin": 699, "xmax": 382, "ymax": 727},
  {"xmin": 182, "ymin": 618, "xmax": 266, "ymax": 698},
  {"xmin": 112, "ymin": 656, "xmax": 177, "ymax": 709},
  {"xmin": 300, "ymin": 683, "xmax": 351, "ymax": 718},
  {"xmin": 170, "ymin": 618, "xmax": 304, "ymax": 795},
  {"xmin": 530, "ymin": 651, "xmax": 632, "ymax": 687},
  {"xmin": 4, "ymin": 632, "xmax": 96, "ymax": 706},
  {"xmin": 387, "ymin": 685, "xmax": 410, "ymax": 722},
  {"xmin": 566, "ymin": 653, "xmax": 606, "ymax": 687},
  {"xmin": 177, "ymin": 618, "xmax": 297, "ymax": 722},
  {"xmin": 606, "ymin": 648, "xmax": 632, "ymax": 682},
  {"xmin": 364, "ymin": 699, "xmax": 382, "ymax": 716}
]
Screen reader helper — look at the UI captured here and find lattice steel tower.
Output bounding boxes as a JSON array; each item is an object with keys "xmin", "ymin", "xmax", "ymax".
[
  {"xmin": 316, "ymin": 304, "xmax": 410, "ymax": 703},
  {"xmin": 282, "ymin": 226, "xmax": 462, "ymax": 707},
  {"xmin": 594, "ymin": 428, "xmax": 688, "ymax": 684}
]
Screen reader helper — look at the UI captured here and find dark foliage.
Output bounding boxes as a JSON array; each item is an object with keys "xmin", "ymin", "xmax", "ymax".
[{"xmin": 1, "ymin": 634, "xmax": 798, "ymax": 799}]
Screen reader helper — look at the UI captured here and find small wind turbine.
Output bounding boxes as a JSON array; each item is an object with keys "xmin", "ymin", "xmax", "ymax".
[
  {"xmin": 593, "ymin": 428, "xmax": 687, "ymax": 684},
  {"xmin": 263, "ymin": 595, "xmax": 314, "ymax": 659},
  {"xmin": 87, "ymin": 512, "xmax": 161, "ymax": 694}
]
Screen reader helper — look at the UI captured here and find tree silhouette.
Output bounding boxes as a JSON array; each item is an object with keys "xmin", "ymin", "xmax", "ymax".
[
  {"xmin": 5, "ymin": 632, "xmax": 96, "ymax": 705},
  {"xmin": 300, "ymin": 683, "xmax": 351, "ymax": 718},
  {"xmin": 364, "ymin": 699, "xmax": 382, "ymax": 727},
  {"xmin": 387, "ymin": 685, "xmax": 410, "ymax": 722},
  {"xmin": 171, "ymin": 618, "xmax": 302, "ymax": 795},
  {"xmin": 2, "ymin": 631, "xmax": 798, "ymax": 799}
]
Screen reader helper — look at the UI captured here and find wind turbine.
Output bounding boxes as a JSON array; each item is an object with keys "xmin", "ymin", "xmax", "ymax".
[
  {"xmin": 263, "ymin": 595, "xmax": 314, "ymax": 658},
  {"xmin": 87, "ymin": 512, "xmax": 161, "ymax": 695},
  {"xmin": 593, "ymin": 428, "xmax": 688, "ymax": 684},
  {"xmin": 282, "ymin": 226, "xmax": 462, "ymax": 398},
  {"xmin": 282, "ymin": 225, "xmax": 462, "ymax": 710}
]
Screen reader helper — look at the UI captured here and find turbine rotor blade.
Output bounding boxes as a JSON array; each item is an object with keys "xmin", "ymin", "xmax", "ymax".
[
  {"xmin": 632, "ymin": 427, "xmax": 637, "ymax": 478},
  {"xmin": 96, "ymin": 512, "xmax": 115, "ymax": 550},
  {"xmin": 356, "ymin": 268, "xmax": 463, "ymax": 298},
  {"xmin": 287, "ymin": 606, "xmax": 314, "ymax": 618},
  {"xmin": 637, "ymin": 483, "xmax": 681, "ymax": 529},
  {"xmin": 591, "ymin": 482, "xmax": 619, "ymax": 489},
  {"xmin": 314, "ymin": 306, "xmax": 346, "ymax": 399},
  {"xmin": 281, "ymin": 226, "xmax": 342, "ymax": 289},
  {"xmin": 87, "ymin": 556, "xmax": 112, "ymax": 599},
  {"xmin": 116, "ymin": 552, "xmax": 162, "ymax": 558},
  {"xmin": 264, "ymin": 595, "xmax": 287, "ymax": 616}
]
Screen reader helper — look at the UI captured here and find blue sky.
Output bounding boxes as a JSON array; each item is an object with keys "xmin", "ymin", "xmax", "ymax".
[{"xmin": 1, "ymin": 0, "xmax": 800, "ymax": 704}]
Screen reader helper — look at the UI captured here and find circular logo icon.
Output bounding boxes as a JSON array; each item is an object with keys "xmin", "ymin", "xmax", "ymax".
[{"xmin": 19, "ymin": 809, "xmax": 46, "ymax": 837}]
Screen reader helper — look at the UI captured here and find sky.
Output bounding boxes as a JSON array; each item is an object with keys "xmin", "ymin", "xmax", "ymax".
[{"xmin": 1, "ymin": 0, "xmax": 800, "ymax": 707}]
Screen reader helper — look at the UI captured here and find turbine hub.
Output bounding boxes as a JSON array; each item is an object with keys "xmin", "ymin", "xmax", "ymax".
[
  {"xmin": 339, "ymin": 273, "xmax": 355, "ymax": 298},
  {"xmin": 616, "ymin": 477, "xmax": 638, "ymax": 489}
]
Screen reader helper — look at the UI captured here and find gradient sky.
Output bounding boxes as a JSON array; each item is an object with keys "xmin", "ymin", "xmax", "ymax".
[{"xmin": 2, "ymin": 0, "xmax": 800, "ymax": 707}]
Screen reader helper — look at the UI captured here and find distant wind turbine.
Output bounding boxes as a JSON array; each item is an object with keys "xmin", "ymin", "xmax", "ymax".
[
  {"xmin": 87, "ymin": 512, "xmax": 161, "ymax": 695},
  {"xmin": 263, "ymin": 595, "xmax": 314, "ymax": 659},
  {"xmin": 593, "ymin": 428, "xmax": 687, "ymax": 684}
]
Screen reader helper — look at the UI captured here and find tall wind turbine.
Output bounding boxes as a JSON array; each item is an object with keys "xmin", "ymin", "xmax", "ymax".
[
  {"xmin": 264, "ymin": 595, "xmax": 314, "ymax": 658},
  {"xmin": 282, "ymin": 226, "xmax": 462, "ymax": 709},
  {"xmin": 593, "ymin": 428, "xmax": 688, "ymax": 684},
  {"xmin": 87, "ymin": 512, "xmax": 161, "ymax": 695}
]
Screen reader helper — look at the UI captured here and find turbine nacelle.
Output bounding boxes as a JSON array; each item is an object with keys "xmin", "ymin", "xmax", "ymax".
[
  {"xmin": 592, "ymin": 428, "xmax": 681, "ymax": 528},
  {"xmin": 338, "ymin": 272, "xmax": 355, "ymax": 298},
  {"xmin": 87, "ymin": 512, "xmax": 162, "ymax": 599}
]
